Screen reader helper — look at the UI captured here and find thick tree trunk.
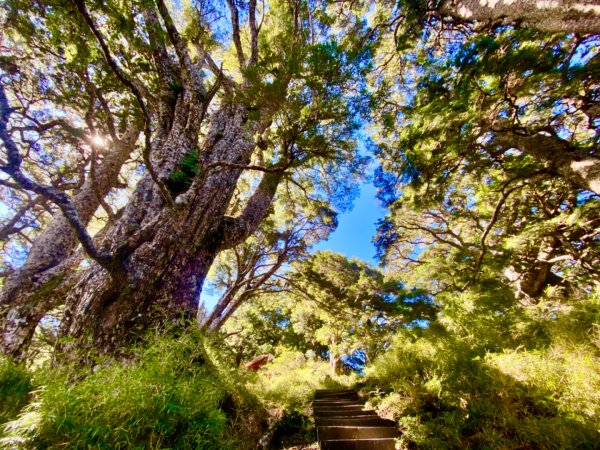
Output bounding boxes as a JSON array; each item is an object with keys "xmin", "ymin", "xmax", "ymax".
[
  {"xmin": 0, "ymin": 127, "xmax": 140, "ymax": 359},
  {"xmin": 491, "ymin": 132, "xmax": 600, "ymax": 196},
  {"xmin": 0, "ymin": 0, "xmax": 295, "ymax": 361},
  {"xmin": 56, "ymin": 102, "xmax": 281, "ymax": 354},
  {"xmin": 439, "ymin": 0, "xmax": 600, "ymax": 34}
]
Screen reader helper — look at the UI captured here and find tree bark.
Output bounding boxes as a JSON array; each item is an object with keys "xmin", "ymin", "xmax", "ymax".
[
  {"xmin": 439, "ymin": 0, "xmax": 600, "ymax": 34},
  {"xmin": 0, "ymin": 126, "xmax": 140, "ymax": 359},
  {"xmin": 504, "ymin": 236, "xmax": 567, "ymax": 299},
  {"xmin": 0, "ymin": 0, "xmax": 312, "ymax": 361},
  {"xmin": 329, "ymin": 335, "xmax": 341, "ymax": 375},
  {"xmin": 491, "ymin": 132, "xmax": 600, "ymax": 196},
  {"xmin": 55, "ymin": 102, "xmax": 284, "ymax": 355}
]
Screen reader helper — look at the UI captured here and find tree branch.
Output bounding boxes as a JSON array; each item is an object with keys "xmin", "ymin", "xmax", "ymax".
[
  {"xmin": 154, "ymin": 0, "xmax": 202, "ymax": 89},
  {"xmin": 438, "ymin": 0, "xmax": 600, "ymax": 34},
  {"xmin": 0, "ymin": 196, "xmax": 43, "ymax": 241},
  {"xmin": 226, "ymin": 0, "xmax": 247, "ymax": 68},
  {"xmin": 73, "ymin": 0, "xmax": 174, "ymax": 205},
  {"xmin": 205, "ymin": 160, "xmax": 292, "ymax": 173},
  {"xmin": 487, "ymin": 126, "xmax": 600, "ymax": 195},
  {"xmin": 0, "ymin": 85, "xmax": 113, "ymax": 269},
  {"xmin": 220, "ymin": 171, "xmax": 284, "ymax": 249},
  {"xmin": 142, "ymin": 5, "xmax": 176, "ymax": 88},
  {"xmin": 248, "ymin": 0, "xmax": 259, "ymax": 66},
  {"xmin": 474, "ymin": 182, "xmax": 526, "ymax": 273}
]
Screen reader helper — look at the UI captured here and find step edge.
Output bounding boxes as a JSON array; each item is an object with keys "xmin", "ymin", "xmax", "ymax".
[
  {"xmin": 319, "ymin": 438, "xmax": 397, "ymax": 442},
  {"xmin": 316, "ymin": 426, "xmax": 399, "ymax": 429}
]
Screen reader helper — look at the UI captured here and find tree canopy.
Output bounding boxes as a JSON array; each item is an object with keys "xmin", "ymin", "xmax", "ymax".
[{"xmin": 0, "ymin": 1, "xmax": 599, "ymax": 448}]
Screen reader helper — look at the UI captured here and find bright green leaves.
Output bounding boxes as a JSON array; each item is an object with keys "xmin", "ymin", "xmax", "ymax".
[
  {"xmin": 281, "ymin": 251, "xmax": 434, "ymax": 361},
  {"xmin": 371, "ymin": 9, "xmax": 599, "ymax": 298},
  {"xmin": 219, "ymin": 249, "xmax": 435, "ymax": 373}
]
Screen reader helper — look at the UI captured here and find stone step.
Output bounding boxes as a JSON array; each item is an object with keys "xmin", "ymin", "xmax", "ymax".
[
  {"xmin": 314, "ymin": 390, "xmax": 357, "ymax": 396},
  {"xmin": 314, "ymin": 410, "xmax": 378, "ymax": 418},
  {"xmin": 313, "ymin": 405, "xmax": 369, "ymax": 416},
  {"xmin": 319, "ymin": 438, "xmax": 397, "ymax": 450},
  {"xmin": 315, "ymin": 389, "xmax": 356, "ymax": 393},
  {"xmin": 314, "ymin": 404, "xmax": 366, "ymax": 411},
  {"xmin": 314, "ymin": 392, "xmax": 359, "ymax": 398},
  {"xmin": 315, "ymin": 396, "xmax": 359, "ymax": 402},
  {"xmin": 313, "ymin": 389, "xmax": 399, "ymax": 449},
  {"xmin": 317, "ymin": 426, "xmax": 399, "ymax": 441},
  {"xmin": 313, "ymin": 403, "xmax": 365, "ymax": 409},
  {"xmin": 315, "ymin": 417, "xmax": 397, "ymax": 427}
]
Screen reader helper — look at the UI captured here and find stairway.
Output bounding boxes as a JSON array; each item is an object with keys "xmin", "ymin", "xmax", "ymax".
[{"xmin": 313, "ymin": 389, "xmax": 399, "ymax": 449}]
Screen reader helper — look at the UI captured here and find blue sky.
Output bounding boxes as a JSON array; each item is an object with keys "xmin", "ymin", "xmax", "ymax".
[
  {"xmin": 313, "ymin": 180, "xmax": 384, "ymax": 266},
  {"xmin": 201, "ymin": 179, "xmax": 385, "ymax": 311}
]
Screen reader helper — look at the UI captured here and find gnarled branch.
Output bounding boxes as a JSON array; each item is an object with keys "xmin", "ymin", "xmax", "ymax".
[
  {"xmin": 154, "ymin": 0, "xmax": 202, "ymax": 89},
  {"xmin": 220, "ymin": 171, "xmax": 284, "ymax": 249},
  {"xmin": 0, "ymin": 85, "xmax": 113, "ymax": 269},
  {"xmin": 73, "ymin": 0, "xmax": 174, "ymax": 205}
]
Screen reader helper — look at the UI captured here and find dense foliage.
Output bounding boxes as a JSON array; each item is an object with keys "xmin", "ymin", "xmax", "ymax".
[
  {"xmin": 357, "ymin": 2, "xmax": 600, "ymax": 447},
  {"xmin": 363, "ymin": 291, "xmax": 600, "ymax": 448},
  {"xmin": 0, "ymin": 0, "xmax": 599, "ymax": 448}
]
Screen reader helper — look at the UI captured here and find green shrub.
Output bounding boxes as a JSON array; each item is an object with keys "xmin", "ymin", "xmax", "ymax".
[
  {"xmin": 364, "ymin": 327, "xmax": 600, "ymax": 449},
  {"xmin": 1, "ymin": 330, "xmax": 266, "ymax": 450},
  {"xmin": 0, "ymin": 357, "xmax": 32, "ymax": 425},
  {"xmin": 486, "ymin": 342, "xmax": 600, "ymax": 425}
]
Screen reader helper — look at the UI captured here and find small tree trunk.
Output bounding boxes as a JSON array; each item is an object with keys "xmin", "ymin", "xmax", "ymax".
[{"xmin": 329, "ymin": 336, "xmax": 341, "ymax": 376}]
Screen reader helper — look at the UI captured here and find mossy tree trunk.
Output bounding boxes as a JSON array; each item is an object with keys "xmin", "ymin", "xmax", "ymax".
[
  {"xmin": 0, "ymin": 126, "xmax": 141, "ymax": 358},
  {"xmin": 0, "ymin": 0, "xmax": 365, "ymax": 360}
]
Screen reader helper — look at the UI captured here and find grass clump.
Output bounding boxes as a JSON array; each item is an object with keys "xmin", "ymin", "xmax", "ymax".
[
  {"xmin": 1, "ymin": 330, "xmax": 266, "ymax": 450},
  {"xmin": 0, "ymin": 357, "xmax": 32, "ymax": 426}
]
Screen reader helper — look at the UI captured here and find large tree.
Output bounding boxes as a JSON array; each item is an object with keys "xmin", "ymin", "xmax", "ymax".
[
  {"xmin": 0, "ymin": 0, "xmax": 371, "ymax": 359},
  {"xmin": 247, "ymin": 251, "xmax": 436, "ymax": 374},
  {"xmin": 221, "ymin": 252, "xmax": 431, "ymax": 374},
  {"xmin": 367, "ymin": 2, "xmax": 599, "ymax": 299}
]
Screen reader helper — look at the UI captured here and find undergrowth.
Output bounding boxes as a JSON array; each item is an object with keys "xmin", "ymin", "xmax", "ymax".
[
  {"xmin": 0, "ymin": 330, "xmax": 266, "ymax": 450},
  {"xmin": 249, "ymin": 350, "xmax": 358, "ymax": 409},
  {"xmin": 362, "ymin": 292, "xmax": 600, "ymax": 449},
  {"xmin": 247, "ymin": 350, "xmax": 359, "ymax": 449},
  {"xmin": 0, "ymin": 357, "xmax": 32, "ymax": 426}
]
